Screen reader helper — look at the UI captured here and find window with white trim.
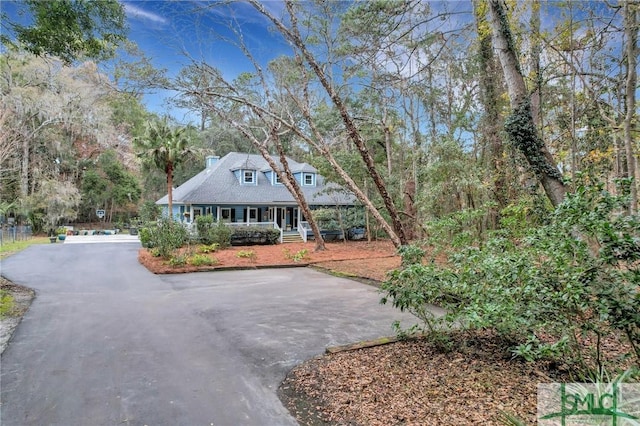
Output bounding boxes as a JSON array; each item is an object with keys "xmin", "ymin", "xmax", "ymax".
[
  {"xmin": 243, "ymin": 170, "xmax": 256, "ymax": 184},
  {"xmin": 302, "ymin": 172, "xmax": 315, "ymax": 186},
  {"xmin": 221, "ymin": 208, "xmax": 232, "ymax": 221},
  {"xmin": 274, "ymin": 173, "xmax": 283, "ymax": 185}
]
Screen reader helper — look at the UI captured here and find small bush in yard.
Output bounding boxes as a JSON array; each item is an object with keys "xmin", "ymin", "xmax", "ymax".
[
  {"xmin": 283, "ymin": 248, "xmax": 309, "ymax": 262},
  {"xmin": 188, "ymin": 254, "xmax": 217, "ymax": 266},
  {"xmin": 196, "ymin": 218, "xmax": 233, "ymax": 248},
  {"xmin": 140, "ymin": 219, "xmax": 189, "ymax": 258},
  {"xmin": 167, "ymin": 252, "xmax": 188, "ymax": 267},
  {"xmin": 214, "ymin": 221, "xmax": 232, "ymax": 248},
  {"xmin": 382, "ymin": 178, "xmax": 640, "ymax": 376},
  {"xmin": 197, "ymin": 243, "xmax": 219, "ymax": 253},
  {"xmin": 195, "ymin": 215, "xmax": 213, "ymax": 243},
  {"xmin": 397, "ymin": 245, "xmax": 425, "ymax": 267},
  {"xmin": 138, "ymin": 226, "xmax": 155, "ymax": 248},
  {"xmin": 231, "ymin": 227, "xmax": 279, "ymax": 245},
  {"xmin": 236, "ymin": 249, "xmax": 257, "ymax": 262}
]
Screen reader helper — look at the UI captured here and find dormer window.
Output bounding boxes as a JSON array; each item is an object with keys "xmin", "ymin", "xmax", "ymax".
[
  {"xmin": 302, "ymin": 172, "xmax": 315, "ymax": 186},
  {"xmin": 274, "ymin": 173, "xmax": 283, "ymax": 185},
  {"xmin": 243, "ymin": 170, "xmax": 256, "ymax": 184}
]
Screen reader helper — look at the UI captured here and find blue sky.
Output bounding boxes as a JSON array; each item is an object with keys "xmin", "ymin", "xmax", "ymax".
[
  {"xmin": 122, "ymin": 1, "xmax": 291, "ymax": 121},
  {"xmin": 2, "ymin": 1, "xmax": 626, "ymax": 125},
  {"xmin": 0, "ymin": 0, "xmax": 291, "ymax": 122}
]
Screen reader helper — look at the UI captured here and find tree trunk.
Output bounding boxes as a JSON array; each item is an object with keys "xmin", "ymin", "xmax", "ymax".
[
  {"xmin": 167, "ymin": 163, "xmax": 174, "ymax": 221},
  {"xmin": 271, "ymin": 139, "xmax": 326, "ymax": 251},
  {"xmin": 624, "ymin": 0, "xmax": 638, "ymax": 213},
  {"xmin": 529, "ymin": 0, "xmax": 542, "ymax": 128},
  {"xmin": 487, "ymin": 0, "xmax": 566, "ymax": 207},
  {"xmin": 474, "ymin": 0, "xmax": 507, "ymax": 228},
  {"xmin": 250, "ymin": 0, "xmax": 408, "ymax": 246},
  {"xmin": 402, "ymin": 180, "xmax": 417, "ymax": 240},
  {"xmin": 20, "ymin": 136, "xmax": 29, "ymax": 197},
  {"xmin": 383, "ymin": 109, "xmax": 392, "ymax": 177}
]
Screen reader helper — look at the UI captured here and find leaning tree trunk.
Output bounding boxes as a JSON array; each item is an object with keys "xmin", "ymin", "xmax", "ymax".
[
  {"xmin": 271, "ymin": 138, "xmax": 326, "ymax": 252},
  {"xmin": 488, "ymin": 0, "xmax": 566, "ymax": 207},
  {"xmin": 249, "ymin": 0, "xmax": 408, "ymax": 246}
]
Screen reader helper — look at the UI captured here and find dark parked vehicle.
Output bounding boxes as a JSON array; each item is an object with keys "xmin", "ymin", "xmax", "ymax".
[{"xmin": 348, "ymin": 227, "xmax": 365, "ymax": 240}]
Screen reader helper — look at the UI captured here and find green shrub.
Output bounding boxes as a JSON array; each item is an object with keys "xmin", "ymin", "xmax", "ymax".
[
  {"xmin": 195, "ymin": 215, "xmax": 215, "ymax": 245},
  {"xmin": 312, "ymin": 207, "xmax": 341, "ymax": 230},
  {"xmin": 0, "ymin": 290, "xmax": 14, "ymax": 317},
  {"xmin": 167, "ymin": 252, "xmax": 188, "ymax": 267},
  {"xmin": 140, "ymin": 219, "xmax": 188, "ymax": 258},
  {"xmin": 382, "ymin": 179, "xmax": 640, "ymax": 375},
  {"xmin": 425, "ymin": 208, "xmax": 488, "ymax": 250},
  {"xmin": 188, "ymin": 253, "xmax": 217, "ymax": 266},
  {"xmin": 236, "ymin": 249, "xmax": 257, "ymax": 262},
  {"xmin": 397, "ymin": 245, "xmax": 425, "ymax": 267},
  {"xmin": 195, "ymin": 217, "xmax": 232, "ymax": 247},
  {"xmin": 139, "ymin": 200, "xmax": 161, "ymax": 222},
  {"xmin": 197, "ymin": 243, "xmax": 219, "ymax": 253},
  {"xmin": 283, "ymin": 248, "xmax": 309, "ymax": 262},
  {"xmin": 213, "ymin": 221, "xmax": 232, "ymax": 248},
  {"xmin": 139, "ymin": 226, "xmax": 155, "ymax": 248},
  {"xmin": 230, "ymin": 227, "xmax": 279, "ymax": 245}
]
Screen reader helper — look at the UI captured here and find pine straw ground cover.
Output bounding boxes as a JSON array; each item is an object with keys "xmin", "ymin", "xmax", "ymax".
[
  {"xmin": 279, "ymin": 330, "xmax": 636, "ymax": 426},
  {"xmin": 279, "ymin": 332, "xmax": 556, "ymax": 426},
  {"xmin": 138, "ymin": 240, "xmax": 399, "ymax": 279}
]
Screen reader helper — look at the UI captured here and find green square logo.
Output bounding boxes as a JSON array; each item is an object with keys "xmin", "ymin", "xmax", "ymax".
[{"xmin": 538, "ymin": 383, "xmax": 640, "ymax": 425}]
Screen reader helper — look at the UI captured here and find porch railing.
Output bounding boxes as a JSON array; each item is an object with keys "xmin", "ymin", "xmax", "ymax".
[{"xmin": 299, "ymin": 221, "xmax": 310, "ymax": 243}]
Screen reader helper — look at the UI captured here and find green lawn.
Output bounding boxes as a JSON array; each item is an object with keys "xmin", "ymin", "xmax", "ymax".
[{"xmin": 0, "ymin": 236, "xmax": 49, "ymax": 260}]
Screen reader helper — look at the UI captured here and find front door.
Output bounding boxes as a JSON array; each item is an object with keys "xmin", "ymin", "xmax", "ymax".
[
  {"xmin": 286, "ymin": 207, "xmax": 299, "ymax": 230},
  {"xmin": 247, "ymin": 207, "xmax": 258, "ymax": 223},
  {"xmin": 270, "ymin": 207, "xmax": 286, "ymax": 228}
]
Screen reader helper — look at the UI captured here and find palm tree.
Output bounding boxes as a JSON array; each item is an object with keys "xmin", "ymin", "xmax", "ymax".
[{"xmin": 134, "ymin": 118, "xmax": 192, "ymax": 221}]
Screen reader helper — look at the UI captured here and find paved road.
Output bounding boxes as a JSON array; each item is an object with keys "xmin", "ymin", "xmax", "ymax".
[{"xmin": 0, "ymin": 243, "xmax": 418, "ymax": 426}]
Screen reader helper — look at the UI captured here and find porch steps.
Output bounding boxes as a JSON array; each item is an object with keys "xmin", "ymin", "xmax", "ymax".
[{"xmin": 282, "ymin": 232, "xmax": 303, "ymax": 243}]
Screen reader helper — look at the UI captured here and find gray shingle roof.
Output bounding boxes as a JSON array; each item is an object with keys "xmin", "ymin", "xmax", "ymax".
[{"xmin": 156, "ymin": 152, "xmax": 355, "ymax": 206}]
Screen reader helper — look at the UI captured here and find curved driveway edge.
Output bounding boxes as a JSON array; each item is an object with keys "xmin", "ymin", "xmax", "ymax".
[{"xmin": 0, "ymin": 243, "xmax": 418, "ymax": 426}]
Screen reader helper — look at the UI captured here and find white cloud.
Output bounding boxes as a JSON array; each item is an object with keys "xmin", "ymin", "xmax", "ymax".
[{"xmin": 123, "ymin": 3, "xmax": 168, "ymax": 25}]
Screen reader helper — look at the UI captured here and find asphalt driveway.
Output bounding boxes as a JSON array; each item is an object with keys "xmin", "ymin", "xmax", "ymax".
[{"xmin": 0, "ymin": 242, "xmax": 417, "ymax": 426}]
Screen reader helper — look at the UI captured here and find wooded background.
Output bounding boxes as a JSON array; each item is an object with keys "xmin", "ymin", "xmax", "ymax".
[{"xmin": 1, "ymin": 0, "xmax": 637, "ymax": 243}]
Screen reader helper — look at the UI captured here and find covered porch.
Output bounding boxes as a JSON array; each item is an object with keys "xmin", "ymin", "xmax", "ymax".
[{"xmin": 173, "ymin": 203, "xmax": 310, "ymax": 243}]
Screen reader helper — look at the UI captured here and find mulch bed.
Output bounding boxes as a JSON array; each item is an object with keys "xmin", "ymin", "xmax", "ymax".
[
  {"xmin": 278, "ymin": 329, "xmax": 635, "ymax": 426},
  {"xmin": 138, "ymin": 240, "xmax": 398, "ymax": 275}
]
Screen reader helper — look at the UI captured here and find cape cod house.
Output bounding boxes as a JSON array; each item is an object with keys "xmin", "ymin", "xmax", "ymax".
[{"xmin": 156, "ymin": 152, "xmax": 356, "ymax": 240}]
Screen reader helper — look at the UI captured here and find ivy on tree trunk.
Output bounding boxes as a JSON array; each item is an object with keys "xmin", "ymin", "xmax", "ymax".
[{"xmin": 488, "ymin": 0, "xmax": 566, "ymax": 207}]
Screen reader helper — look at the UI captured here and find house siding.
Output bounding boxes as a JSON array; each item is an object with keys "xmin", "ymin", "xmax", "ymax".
[{"xmin": 156, "ymin": 152, "xmax": 356, "ymax": 228}]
